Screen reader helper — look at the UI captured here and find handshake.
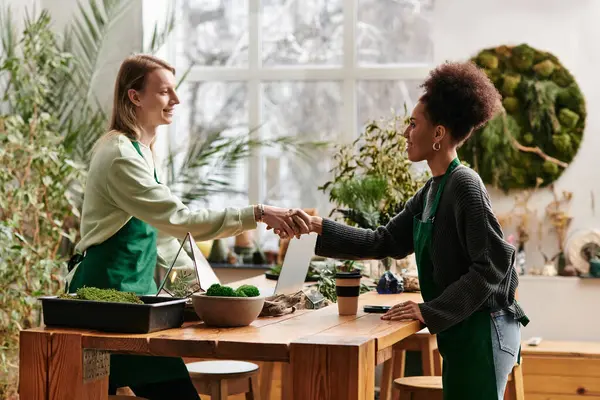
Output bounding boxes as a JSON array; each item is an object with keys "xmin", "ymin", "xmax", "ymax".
[{"xmin": 255, "ymin": 205, "xmax": 320, "ymax": 239}]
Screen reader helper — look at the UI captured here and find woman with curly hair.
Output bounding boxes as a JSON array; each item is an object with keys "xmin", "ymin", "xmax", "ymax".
[{"xmin": 298, "ymin": 61, "xmax": 530, "ymax": 399}]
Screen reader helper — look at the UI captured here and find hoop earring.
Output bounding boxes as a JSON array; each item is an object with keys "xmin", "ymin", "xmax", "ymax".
[{"xmin": 433, "ymin": 142, "xmax": 441, "ymax": 151}]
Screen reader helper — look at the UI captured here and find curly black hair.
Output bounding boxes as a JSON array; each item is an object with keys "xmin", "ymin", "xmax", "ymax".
[{"xmin": 419, "ymin": 61, "xmax": 502, "ymax": 144}]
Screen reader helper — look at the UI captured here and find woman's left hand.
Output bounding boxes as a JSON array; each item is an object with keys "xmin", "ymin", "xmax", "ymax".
[{"xmin": 381, "ymin": 300, "xmax": 425, "ymax": 323}]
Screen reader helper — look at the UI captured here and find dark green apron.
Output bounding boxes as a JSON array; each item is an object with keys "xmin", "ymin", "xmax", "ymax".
[
  {"xmin": 413, "ymin": 158, "xmax": 497, "ymax": 399},
  {"xmin": 68, "ymin": 141, "xmax": 190, "ymax": 388}
]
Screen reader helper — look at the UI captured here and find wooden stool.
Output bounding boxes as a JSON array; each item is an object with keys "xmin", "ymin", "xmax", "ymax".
[
  {"xmin": 187, "ymin": 360, "xmax": 261, "ymax": 400},
  {"xmin": 504, "ymin": 360, "xmax": 525, "ymax": 400},
  {"xmin": 392, "ymin": 360, "xmax": 525, "ymax": 400},
  {"xmin": 380, "ymin": 328, "xmax": 442, "ymax": 400},
  {"xmin": 393, "ymin": 376, "xmax": 443, "ymax": 400}
]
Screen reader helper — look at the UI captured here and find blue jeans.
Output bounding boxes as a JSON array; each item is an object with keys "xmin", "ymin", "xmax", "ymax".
[{"xmin": 490, "ymin": 309, "xmax": 521, "ymax": 400}]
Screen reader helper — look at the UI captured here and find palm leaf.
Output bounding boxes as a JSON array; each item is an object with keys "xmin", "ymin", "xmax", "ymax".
[{"xmin": 166, "ymin": 124, "xmax": 328, "ymax": 202}]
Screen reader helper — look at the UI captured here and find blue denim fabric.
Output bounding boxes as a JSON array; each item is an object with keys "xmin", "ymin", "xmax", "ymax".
[{"xmin": 490, "ymin": 309, "xmax": 521, "ymax": 399}]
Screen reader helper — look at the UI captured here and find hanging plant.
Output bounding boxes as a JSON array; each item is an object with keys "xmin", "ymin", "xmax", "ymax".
[{"xmin": 459, "ymin": 44, "xmax": 586, "ymax": 192}]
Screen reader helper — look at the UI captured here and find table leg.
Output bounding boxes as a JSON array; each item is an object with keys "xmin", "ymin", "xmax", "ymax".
[
  {"xmin": 19, "ymin": 331, "xmax": 50, "ymax": 400},
  {"xmin": 379, "ymin": 358, "xmax": 393, "ymax": 400},
  {"xmin": 48, "ymin": 333, "xmax": 108, "ymax": 400},
  {"xmin": 289, "ymin": 336, "xmax": 375, "ymax": 400},
  {"xmin": 421, "ymin": 336, "xmax": 436, "ymax": 376},
  {"xmin": 281, "ymin": 362, "xmax": 292, "ymax": 400},
  {"xmin": 259, "ymin": 361, "xmax": 274, "ymax": 399}
]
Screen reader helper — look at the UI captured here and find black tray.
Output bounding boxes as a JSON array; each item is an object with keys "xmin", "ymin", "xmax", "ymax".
[{"xmin": 39, "ymin": 295, "xmax": 188, "ymax": 333}]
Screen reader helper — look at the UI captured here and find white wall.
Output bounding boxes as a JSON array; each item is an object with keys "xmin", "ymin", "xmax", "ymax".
[{"xmin": 434, "ymin": 0, "xmax": 600, "ymax": 341}]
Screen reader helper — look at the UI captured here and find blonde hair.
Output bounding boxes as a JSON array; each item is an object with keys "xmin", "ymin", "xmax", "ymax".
[{"xmin": 93, "ymin": 54, "xmax": 176, "ymax": 152}]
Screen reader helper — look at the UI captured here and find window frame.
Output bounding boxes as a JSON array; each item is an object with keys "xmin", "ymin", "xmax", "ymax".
[{"xmin": 148, "ymin": 0, "xmax": 433, "ymax": 206}]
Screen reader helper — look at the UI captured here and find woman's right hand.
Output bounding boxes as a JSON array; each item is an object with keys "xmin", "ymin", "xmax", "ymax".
[
  {"xmin": 260, "ymin": 206, "xmax": 312, "ymax": 239},
  {"xmin": 267, "ymin": 212, "xmax": 323, "ymax": 239}
]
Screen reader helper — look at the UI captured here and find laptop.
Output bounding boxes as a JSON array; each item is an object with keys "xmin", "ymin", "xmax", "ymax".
[{"xmin": 257, "ymin": 232, "xmax": 318, "ymax": 297}]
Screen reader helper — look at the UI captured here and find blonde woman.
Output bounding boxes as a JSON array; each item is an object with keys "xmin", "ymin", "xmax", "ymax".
[{"xmin": 66, "ymin": 54, "xmax": 310, "ymax": 399}]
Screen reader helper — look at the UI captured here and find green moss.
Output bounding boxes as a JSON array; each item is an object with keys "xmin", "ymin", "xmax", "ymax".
[
  {"xmin": 552, "ymin": 67, "xmax": 574, "ymax": 87},
  {"xmin": 206, "ymin": 283, "xmax": 236, "ymax": 297},
  {"xmin": 533, "ymin": 60, "xmax": 556, "ymax": 78},
  {"xmin": 558, "ymin": 108, "xmax": 580, "ymax": 129},
  {"xmin": 543, "ymin": 160, "xmax": 560, "ymax": 175},
  {"xmin": 502, "ymin": 74, "xmax": 521, "ymax": 97},
  {"xmin": 533, "ymin": 50, "xmax": 549, "ymax": 64},
  {"xmin": 206, "ymin": 283, "xmax": 260, "ymax": 297},
  {"xmin": 512, "ymin": 44, "xmax": 535, "ymax": 71},
  {"xmin": 502, "ymin": 97, "xmax": 520, "ymax": 114},
  {"xmin": 483, "ymin": 68, "xmax": 502, "ymax": 84},
  {"xmin": 552, "ymin": 133, "xmax": 573, "ymax": 154},
  {"xmin": 235, "ymin": 285, "xmax": 260, "ymax": 297},
  {"xmin": 59, "ymin": 287, "xmax": 143, "ymax": 304},
  {"xmin": 510, "ymin": 167, "xmax": 527, "ymax": 185},
  {"xmin": 478, "ymin": 51, "xmax": 499, "ymax": 69},
  {"xmin": 460, "ymin": 44, "xmax": 585, "ymax": 191},
  {"xmin": 556, "ymin": 85, "xmax": 585, "ymax": 116}
]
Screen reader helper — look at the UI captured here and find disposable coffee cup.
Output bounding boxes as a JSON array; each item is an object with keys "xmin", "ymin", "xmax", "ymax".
[{"xmin": 335, "ymin": 271, "xmax": 362, "ymax": 315}]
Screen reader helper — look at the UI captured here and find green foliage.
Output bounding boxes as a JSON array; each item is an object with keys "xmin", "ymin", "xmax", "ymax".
[
  {"xmin": 462, "ymin": 43, "xmax": 586, "ymax": 191},
  {"xmin": 205, "ymin": 283, "xmax": 259, "ymax": 298},
  {"xmin": 59, "ymin": 287, "xmax": 143, "ymax": 304},
  {"xmin": 329, "ymin": 176, "xmax": 388, "ymax": 229},
  {"xmin": 168, "ymin": 269, "xmax": 199, "ymax": 298},
  {"xmin": 0, "ymin": 11, "xmax": 84, "ymax": 396},
  {"xmin": 171, "ymin": 131, "xmax": 327, "ymax": 203},
  {"xmin": 319, "ymin": 110, "xmax": 429, "ymax": 228},
  {"xmin": 235, "ymin": 285, "xmax": 260, "ymax": 298},
  {"xmin": 206, "ymin": 283, "xmax": 237, "ymax": 297}
]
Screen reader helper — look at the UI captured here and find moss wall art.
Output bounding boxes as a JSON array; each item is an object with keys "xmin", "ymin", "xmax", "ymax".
[{"xmin": 458, "ymin": 44, "xmax": 586, "ymax": 191}]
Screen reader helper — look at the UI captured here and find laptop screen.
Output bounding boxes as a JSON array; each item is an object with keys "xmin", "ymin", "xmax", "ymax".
[{"xmin": 274, "ymin": 232, "xmax": 318, "ymax": 295}]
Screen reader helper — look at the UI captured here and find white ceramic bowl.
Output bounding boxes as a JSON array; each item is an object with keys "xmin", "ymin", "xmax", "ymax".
[{"xmin": 191, "ymin": 294, "xmax": 265, "ymax": 327}]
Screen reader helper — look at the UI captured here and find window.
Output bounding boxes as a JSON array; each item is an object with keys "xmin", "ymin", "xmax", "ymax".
[{"xmin": 149, "ymin": 0, "xmax": 433, "ymax": 218}]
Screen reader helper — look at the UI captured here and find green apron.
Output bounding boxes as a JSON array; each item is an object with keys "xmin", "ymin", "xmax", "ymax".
[
  {"xmin": 67, "ymin": 141, "xmax": 190, "ymax": 388},
  {"xmin": 413, "ymin": 158, "xmax": 497, "ymax": 399}
]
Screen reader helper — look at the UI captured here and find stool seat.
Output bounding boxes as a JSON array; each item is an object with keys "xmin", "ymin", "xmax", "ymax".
[
  {"xmin": 393, "ymin": 376, "xmax": 443, "ymax": 400},
  {"xmin": 187, "ymin": 360, "xmax": 261, "ymax": 399},
  {"xmin": 393, "ymin": 376, "xmax": 442, "ymax": 391},
  {"xmin": 108, "ymin": 396, "xmax": 149, "ymax": 400},
  {"xmin": 187, "ymin": 360, "xmax": 258, "ymax": 379}
]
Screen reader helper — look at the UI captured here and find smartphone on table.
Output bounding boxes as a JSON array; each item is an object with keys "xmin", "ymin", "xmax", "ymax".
[{"xmin": 363, "ymin": 305, "xmax": 391, "ymax": 313}]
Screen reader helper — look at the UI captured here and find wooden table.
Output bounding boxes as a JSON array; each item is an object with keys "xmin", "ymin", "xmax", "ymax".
[{"xmin": 19, "ymin": 276, "xmax": 423, "ymax": 400}]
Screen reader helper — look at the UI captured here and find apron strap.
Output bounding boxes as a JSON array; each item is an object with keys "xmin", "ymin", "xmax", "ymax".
[
  {"xmin": 131, "ymin": 141, "xmax": 160, "ymax": 184},
  {"xmin": 427, "ymin": 157, "xmax": 461, "ymax": 221},
  {"xmin": 67, "ymin": 253, "xmax": 85, "ymax": 272}
]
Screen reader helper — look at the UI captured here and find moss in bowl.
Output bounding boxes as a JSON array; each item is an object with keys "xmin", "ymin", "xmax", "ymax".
[{"xmin": 192, "ymin": 283, "xmax": 265, "ymax": 327}]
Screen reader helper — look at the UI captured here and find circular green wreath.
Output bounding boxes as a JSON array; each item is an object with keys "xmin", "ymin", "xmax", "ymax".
[{"xmin": 458, "ymin": 44, "xmax": 586, "ymax": 192}]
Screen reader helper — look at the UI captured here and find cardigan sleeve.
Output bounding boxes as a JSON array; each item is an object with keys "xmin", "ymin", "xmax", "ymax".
[
  {"xmin": 314, "ymin": 185, "xmax": 427, "ymax": 260},
  {"xmin": 106, "ymin": 151, "xmax": 257, "ymax": 241}
]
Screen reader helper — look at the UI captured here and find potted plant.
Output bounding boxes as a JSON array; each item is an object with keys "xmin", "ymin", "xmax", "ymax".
[{"xmin": 319, "ymin": 110, "xmax": 428, "ymax": 277}]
